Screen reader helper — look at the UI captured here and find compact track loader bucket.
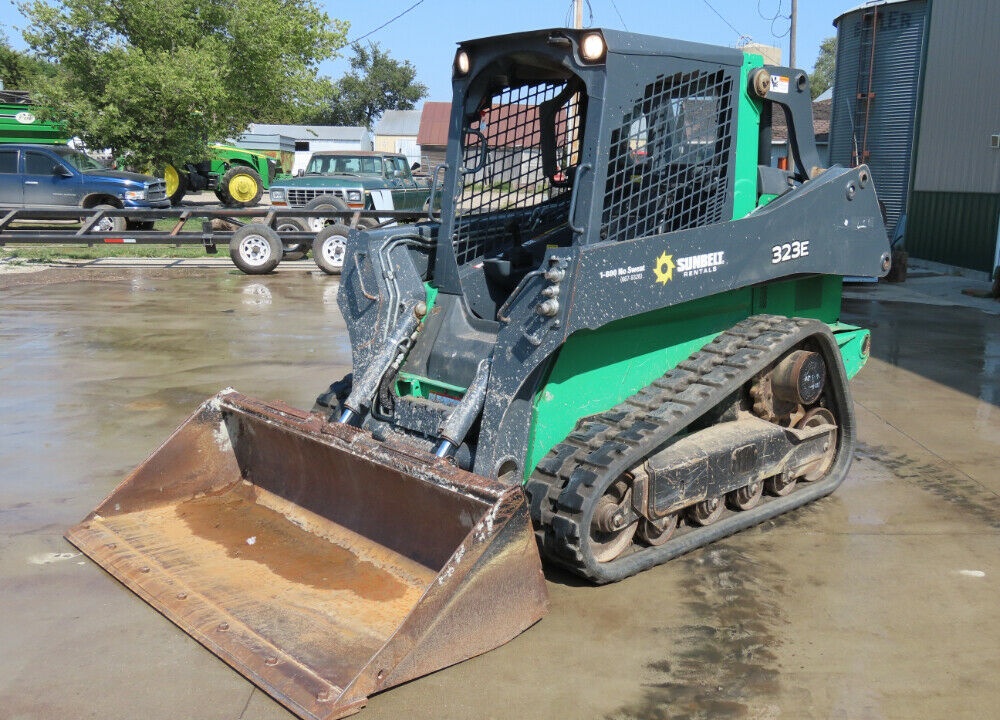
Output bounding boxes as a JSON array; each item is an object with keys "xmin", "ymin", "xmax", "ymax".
[{"xmin": 66, "ymin": 389, "xmax": 548, "ymax": 720}]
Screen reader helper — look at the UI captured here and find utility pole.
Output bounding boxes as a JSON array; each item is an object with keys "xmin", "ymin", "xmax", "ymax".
[
  {"xmin": 787, "ymin": 0, "xmax": 798, "ymax": 173},
  {"xmin": 574, "ymin": 0, "xmax": 583, "ymax": 29},
  {"xmin": 789, "ymin": 0, "xmax": 797, "ymax": 68}
]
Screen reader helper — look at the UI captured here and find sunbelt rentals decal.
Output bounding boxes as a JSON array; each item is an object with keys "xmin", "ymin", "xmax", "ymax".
[{"xmin": 653, "ymin": 250, "xmax": 725, "ymax": 285}]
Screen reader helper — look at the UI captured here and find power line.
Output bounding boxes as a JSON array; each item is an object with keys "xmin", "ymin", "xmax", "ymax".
[
  {"xmin": 350, "ymin": 0, "xmax": 426, "ymax": 44},
  {"xmin": 702, "ymin": 0, "xmax": 746, "ymax": 41},
  {"xmin": 565, "ymin": 0, "xmax": 594, "ymax": 28},
  {"xmin": 757, "ymin": 0, "xmax": 791, "ymax": 40},
  {"xmin": 609, "ymin": 0, "xmax": 629, "ymax": 31}
]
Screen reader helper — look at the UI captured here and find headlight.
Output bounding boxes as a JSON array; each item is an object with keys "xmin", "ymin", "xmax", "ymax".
[
  {"xmin": 270, "ymin": 189, "xmax": 285, "ymax": 201},
  {"xmin": 580, "ymin": 32, "xmax": 606, "ymax": 63},
  {"xmin": 347, "ymin": 190, "xmax": 362, "ymax": 203},
  {"xmin": 455, "ymin": 49, "xmax": 470, "ymax": 76},
  {"xmin": 124, "ymin": 189, "xmax": 146, "ymax": 201}
]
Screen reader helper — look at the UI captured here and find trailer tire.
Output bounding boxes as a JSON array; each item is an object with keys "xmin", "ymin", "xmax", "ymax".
[
  {"xmin": 303, "ymin": 195, "xmax": 349, "ymax": 233},
  {"xmin": 220, "ymin": 165, "xmax": 263, "ymax": 207},
  {"xmin": 92, "ymin": 204, "xmax": 127, "ymax": 233},
  {"xmin": 313, "ymin": 224, "xmax": 350, "ymax": 275},
  {"xmin": 164, "ymin": 164, "xmax": 188, "ymax": 205},
  {"xmin": 230, "ymin": 224, "xmax": 282, "ymax": 274},
  {"xmin": 276, "ymin": 217, "xmax": 309, "ymax": 260}
]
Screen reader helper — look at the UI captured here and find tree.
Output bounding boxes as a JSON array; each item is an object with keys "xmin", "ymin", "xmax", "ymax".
[
  {"xmin": 310, "ymin": 42, "xmax": 427, "ymax": 128},
  {"xmin": 0, "ymin": 33, "xmax": 55, "ymax": 89},
  {"xmin": 810, "ymin": 37, "xmax": 836, "ymax": 100},
  {"xmin": 16, "ymin": 0, "xmax": 348, "ymax": 168}
]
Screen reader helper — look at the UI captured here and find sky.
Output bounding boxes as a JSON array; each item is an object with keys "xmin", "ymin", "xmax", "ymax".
[{"xmin": 1, "ymin": 0, "xmax": 865, "ymax": 102}]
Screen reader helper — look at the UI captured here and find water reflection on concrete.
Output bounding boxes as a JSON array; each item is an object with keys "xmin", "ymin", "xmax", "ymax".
[
  {"xmin": 1, "ymin": 269, "xmax": 998, "ymax": 720},
  {"xmin": 844, "ymin": 297, "xmax": 1000, "ymax": 408}
]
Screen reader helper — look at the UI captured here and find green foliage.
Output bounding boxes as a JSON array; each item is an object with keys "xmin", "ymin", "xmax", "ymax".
[
  {"xmin": 810, "ymin": 36, "xmax": 836, "ymax": 100},
  {"xmin": 16, "ymin": 0, "xmax": 348, "ymax": 168},
  {"xmin": 0, "ymin": 32, "xmax": 55, "ymax": 88},
  {"xmin": 309, "ymin": 42, "xmax": 427, "ymax": 128}
]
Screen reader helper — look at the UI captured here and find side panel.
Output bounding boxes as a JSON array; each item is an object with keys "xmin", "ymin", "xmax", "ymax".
[
  {"xmin": 906, "ymin": 190, "xmax": 999, "ymax": 273},
  {"xmin": 733, "ymin": 53, "xmax": 764, "ymax": 220},
  {"xmin": 0, "ymin": 104, "xmax": 68, "ymax": 144},
  {"xmin": 524, "ymin": 275, "xmax": 849, "ymax": 480},
  {"xmin": 832, "ymin": 324, "xmax": 871, "ymax": 380}
]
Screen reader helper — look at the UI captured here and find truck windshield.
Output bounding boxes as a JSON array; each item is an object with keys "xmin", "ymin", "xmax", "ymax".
[
  {"xmin": 52, "ymin": 147, "xmax": 106, "ymax": 172},
  {"xmin": 307, "ymin": 155, "xmax": 384, "ymax": 176}
]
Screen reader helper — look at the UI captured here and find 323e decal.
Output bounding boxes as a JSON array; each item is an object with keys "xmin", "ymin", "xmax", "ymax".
[{"xmin": 771, "ymin": 240, "xmax": 809, "ymax": 264}]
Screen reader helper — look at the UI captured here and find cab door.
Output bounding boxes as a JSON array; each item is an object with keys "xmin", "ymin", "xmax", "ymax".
[
  {"xmin": 0, "ymin": 148, "xmax": 21, "ymax": 208},
  {"xmin": 391, "ymin": 156, "xmax": 420, "ymax": 210},
  {"xmin": 23, "ymin": 149, "xmax": 81, "ymax": 207},
  {"xmin": 386, "ymin": 155, "xmax": 409, "ymax": 210}
]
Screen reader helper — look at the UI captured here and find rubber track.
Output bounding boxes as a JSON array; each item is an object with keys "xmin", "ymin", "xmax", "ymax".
[{"xmin": 525, "ymin": 314, "xmax": 855, "ymax": 583}]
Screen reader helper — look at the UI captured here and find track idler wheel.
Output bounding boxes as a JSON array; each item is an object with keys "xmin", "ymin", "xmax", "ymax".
[
  {"xmin": 765, "ymin": 472, "xmax": 797, "ymax": 496},
  {"xmin": 796, "ymin": 407, "xmax": 838, "ymax": 481},
  {"xmin": 727, "ymin": 479, "xmax": 764, "ymax": 511},
  {"xmin": 687, "ymin": 496, "xmax": 725, "ymax": 526},
  {"xmin": 589, "ymin": 479, "xmax": 637, "ymax": 562},
  {"xmin": 637, "ymin": 513, "xmax": 678, "ymax": 546}
]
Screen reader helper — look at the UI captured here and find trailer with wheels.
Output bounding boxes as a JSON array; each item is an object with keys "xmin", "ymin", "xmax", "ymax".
[{"xmin": 0, "ymin": 205, "xmax": 434, "ymax": 274}]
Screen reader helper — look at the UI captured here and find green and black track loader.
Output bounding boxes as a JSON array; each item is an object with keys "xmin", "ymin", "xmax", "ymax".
[{"xmin": 68, "ymin": 28, "xmax": 890, "ymax": 720}]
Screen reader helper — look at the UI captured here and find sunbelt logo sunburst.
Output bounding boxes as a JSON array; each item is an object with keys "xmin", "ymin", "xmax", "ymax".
[{"xmin": 653, "ymin": 252, "xmax": 675, "ymax": 285}]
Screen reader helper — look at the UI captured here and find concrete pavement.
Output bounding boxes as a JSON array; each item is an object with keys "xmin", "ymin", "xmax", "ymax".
[{"xmin": 0, "ymin": 262, "xmax": 997, "ymax": 720}]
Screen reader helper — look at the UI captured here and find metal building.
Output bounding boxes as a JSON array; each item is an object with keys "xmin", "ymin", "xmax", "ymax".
[
  {"xmin": 374, "ymin": 110, "xmax": 423, "ymax": 167},
  {"xmin": 829, "ymin": 0, "xmax": 1000, "ymax": 275},
  {"xmin": 829, "ymin": 0, "xmax": 928, "ymax": 240},
  {"xmin": 239, "ymin": 124, "xmax": 373, "ymax": 175}
]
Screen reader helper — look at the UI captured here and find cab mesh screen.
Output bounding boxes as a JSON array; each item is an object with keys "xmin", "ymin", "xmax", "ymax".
[
  {"xmin": 453, "ymin": 81, "xmax": 582, "ymax": 265},
  {"xmin": 602, "ymin": 70, "xmax": 733, "ymax": 243}
]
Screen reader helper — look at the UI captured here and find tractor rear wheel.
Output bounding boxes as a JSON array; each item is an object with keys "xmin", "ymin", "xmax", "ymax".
[
  {"xmin": 220, "ymin": 166, "xmax": 263, "ymax": 207},
  {"xmin": 164, "ymin": 164, "xmax": 188, "ymax": 206}
]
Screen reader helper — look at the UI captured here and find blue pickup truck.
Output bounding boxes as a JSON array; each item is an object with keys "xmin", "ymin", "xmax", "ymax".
[{"xmin": 0, "ymin": 144, "xmax": 169, "ymax": 230}]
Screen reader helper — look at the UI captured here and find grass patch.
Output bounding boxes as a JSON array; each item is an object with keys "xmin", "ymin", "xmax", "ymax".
[
  {"xmin": 0, "ymin": 218, "xmax": 222, "ymax": 262},
  {"xmin": 2, "ymin": 244, "xmax": 213, "ymax": 262}
]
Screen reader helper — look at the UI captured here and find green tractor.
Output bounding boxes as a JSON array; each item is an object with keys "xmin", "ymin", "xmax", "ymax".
[{"xmin": 164, "ymin": 143, "xmax": 280, "ymax": 207}]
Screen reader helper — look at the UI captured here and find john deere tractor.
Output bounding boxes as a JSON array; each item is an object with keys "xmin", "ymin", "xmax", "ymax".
[
  {"xmin": 164, "ymin": 143, "xmax": 280, "ymax": 207},
  {"xmin": 69, "ymin": 28, "xmax": 890, "ymax": 720}
]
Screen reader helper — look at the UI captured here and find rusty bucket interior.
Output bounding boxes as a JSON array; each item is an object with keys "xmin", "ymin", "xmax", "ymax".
[{"xmin": 66, "ymin": 389, "xmax": 548, "ymax": 720}]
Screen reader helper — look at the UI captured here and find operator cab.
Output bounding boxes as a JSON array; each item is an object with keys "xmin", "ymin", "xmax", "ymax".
[
  {"xmin": 442, "ymin": 36, "xmax": 595, "ymax": 320},
  {"xmin": 437, "ymin": 30, "xmax": 738, "ymax": 322}
]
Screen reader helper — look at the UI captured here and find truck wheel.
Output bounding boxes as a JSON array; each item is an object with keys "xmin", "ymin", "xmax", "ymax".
[
  {"xmin": 220, "ymin": 165, "xmax": 263, "ymax": 207},
  {"xmin": 303, "ymin": 195, "xmax": 348, "ymax": 233},
  {"xmin": 229, "ymin": 224, "xmax": 282, "ymax": 274},
  {"xmin": 276, "ymin": 217, "xmax": 309, "ymax": 260},
  {"xmin": 313, "ymin": 224, "xmax": 349, "ymax": 275},
  {"xmin": 164, "ymin": 164, "xmax": 188, "ymax": 205},
  {"xmin": 92, "ymin": 204, "xmax": 127, "ymax": 233}
]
